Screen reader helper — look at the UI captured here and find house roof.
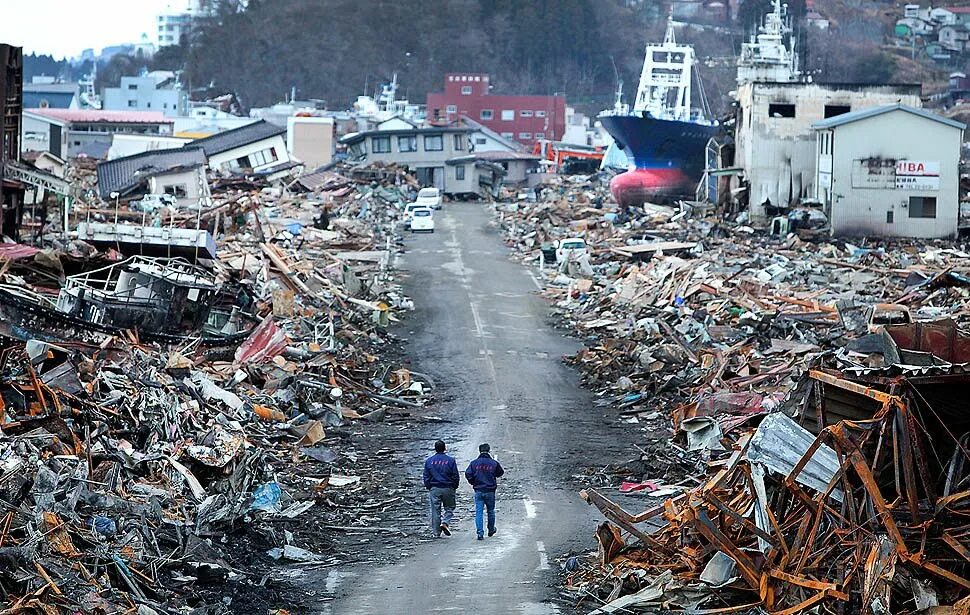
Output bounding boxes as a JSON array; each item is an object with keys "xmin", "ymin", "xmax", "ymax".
[
  {"xmin": 812, "ymin": 103, "xmax": 966, "ymax": 131},
  {"xmin": 188, "ymin": 119, "xmax": 284, "ymax": 156},
  {"xmin": 23, "ymin": 83, "xmax": 79, "ymax": 94},
  {"xmin": 460, "ymin": 116, "xmax": 526, "ymax": 152},
  {"xmin": 946, "ymin": 6, "xmax": 970, "ymax": 14},
  {"xmin": 96, "ymin": 147, "xmax": 205, "ymax": 198},
  {"xmin": 26, "ymin": 108, "xmax": 172, "ymax": 125},
  {"xmin": 340, "ymin": 125, "xmax": 474, "ymax": 145},
  {"xmin": 446, "ymin": 151, "xmax": 541, "ymax": 165}
]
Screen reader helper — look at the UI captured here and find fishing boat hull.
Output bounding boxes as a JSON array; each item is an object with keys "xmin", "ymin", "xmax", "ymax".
[{"xmin": 599, "ymin": 113, "xmax": 718, "ymax": 206}]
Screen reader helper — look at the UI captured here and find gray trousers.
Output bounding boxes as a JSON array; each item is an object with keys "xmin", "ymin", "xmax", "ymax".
[{"xmin": 428, "ymin": 487, "xmax": 456, "ymax": 535}]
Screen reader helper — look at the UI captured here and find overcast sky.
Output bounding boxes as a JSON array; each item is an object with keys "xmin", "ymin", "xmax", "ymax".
[{"xmin": 0, "ymin": 0, "xmax": 177, "ymax": 59}]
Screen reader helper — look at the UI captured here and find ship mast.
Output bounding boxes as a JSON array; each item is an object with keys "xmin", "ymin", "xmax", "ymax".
[
  {"xmin": 632, "ymin": 9, "xmax": 694, "ymax": 122},
  {"xmin": 737, "ymin": 0, "xmax": 799, "ymax": 84}
]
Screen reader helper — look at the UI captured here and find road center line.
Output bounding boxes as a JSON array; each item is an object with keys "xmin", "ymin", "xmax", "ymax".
[
  {"xmin": 536, "ymin": 541, "xmax": 550, "ymax": 571},
  {"xmin": 524, "ymin": 497, "xmax": 537, "ymax": 519}
]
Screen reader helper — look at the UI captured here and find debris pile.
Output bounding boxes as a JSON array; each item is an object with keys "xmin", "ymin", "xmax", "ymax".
[
  {"xmin": 0, "ymin": 163, "xmax": 426, "ymax": 612},
  {"xmin": 498, "ymin": 181, "xmax": 970, "ymax": 613}
]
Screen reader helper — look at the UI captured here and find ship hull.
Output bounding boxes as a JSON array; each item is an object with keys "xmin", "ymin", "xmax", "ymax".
[{"xmin": 599, "ymin": 113, "xmax": 718, "ymax": 205}]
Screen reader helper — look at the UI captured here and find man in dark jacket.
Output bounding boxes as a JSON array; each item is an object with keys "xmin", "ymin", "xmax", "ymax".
[
  {"xmin": 423, "ymin": 440, "xmax": 459, "ymax": 537},
  {"xmin": 465, "ymin": 443, "xmax": 505, "ymax": 540}
]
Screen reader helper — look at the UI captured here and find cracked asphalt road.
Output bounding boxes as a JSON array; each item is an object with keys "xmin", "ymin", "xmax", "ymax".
[{"xmin": 321, "ymin": 202, "xmax": 623, "ymax": 614}]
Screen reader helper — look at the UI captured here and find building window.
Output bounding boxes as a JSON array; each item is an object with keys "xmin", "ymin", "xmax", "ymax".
[
  {"xmin": 455, "ymin": 165, "xmax": 465, "ymax": 180},
  {"xmin": 475, "ymin": 137, "xmax": 486, "ymax": 145},
  {"xmin": 424, "ymin": 135, "xmax": 443, "ymax": 151},
  {"xmin": 886, "ymin": 210, "xmax": 894, "ymax": 224},
  {"xmin": 824, "ymin": 105, "xmax": 850, "ymax": 118},
  {"xmin": 536, "ymin": 110, "xmax": 546, "ymax": 118},
  {"xmin": 520, "ymin": 110, "xmax": 533, "ymax": 118},
  {"xmin": 768, "ymin": 103, "xmax": 796, "ymax": 118},
  {"xmin": 251, "ymin": 147, "xmax": 279, "ymax": 167},
  {"xmin": 446, "ymin": 104, "xmax": 457, "ymax": 114},
  {"xmin": 501, "ymin": 110, "xmax": 514, "ymax": 121},
  {"xmin": 128, "ymin": 100, "xmax": 137, "ymax": 107},
  {"xmin": 535, "ymin": 132, "xmax": 545, "ymax": 139},
  {"xmin": 500, "ymin": 132, "xmax": 514, "ymax": 139},
  {"xmin": 453, "ymin": 134, "xmax": 464, "ymax": 150},
  {"xmin": 128, "ymin": 84, "xmax": 137, "ymax": 90},
  {"xmin": 398, "ymin": 135, "xmax": 417, "ymax": 152},
  {"xmin": 461, "ymin": 86, "xmax": 472, "ymax": 95},
  {"xmin": 372, "ymin": 136, "xmax": 391, "ymax": 153},
  {"xmin": 480, "ymin": 109, "xmax": 493, "ymax": 120},
  {"xmin": 909, "ymin": 196, "xmax": 937, "ymax": 218},
  {"xmin": 146, "ymin": 102, "xmax": 151, "ymax": 108},
  {"xmin": 163, "ymin": 184, "xmax": 188, "ymax": 198},
  {"xmin": 518, "ymin": 132, "xmax": 532, "ymax": 140}
]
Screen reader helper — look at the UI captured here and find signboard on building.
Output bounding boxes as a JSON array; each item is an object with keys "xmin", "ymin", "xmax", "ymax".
[
  {"xmin": 850, "ymin": 158, "xmax": 895, "ymax": 189},
  {"xmin": 850, "ymin": 159, "xmax": 941, "ymax": 190},
  {"xmin": 894, "ymin": 160, "xmax": 940, "ymax": 191}
]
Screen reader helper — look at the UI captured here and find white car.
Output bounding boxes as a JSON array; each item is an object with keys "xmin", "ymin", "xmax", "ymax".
[
  {"xmin": 555, "ymin": 237, "xmax": 588, "ymax": 262},
  {"xmin": 409, "ymin": 208, "xmax": 435, "ymax": 232},
  {"xmin": 403, "ymin": 202, "xmax": 424, "ymax": 222},
  {"xmin": 415, "ymin": 187, "xmax": 442, "ymax": 210}
]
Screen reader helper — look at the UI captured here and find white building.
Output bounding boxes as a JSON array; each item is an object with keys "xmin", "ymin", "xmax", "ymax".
[
  {"xmin": 155, "ymin": 1, "xmax": 217, "ymax": 47},
  {"xmin": 103, "ymin": 74, "xmax": 187, "ymax": 117},
  {"xmin": 191, "ymin": 119, "xmax": 298, "ymax": 181},
  {"xmin": 813, "ymin": 104, "xmax": 964, "ymax": 238},
  {"xmin": 735, "ymin": 81, "xmax": 923, "ymax": 219},
  {"xmin": 286, "ymin": 116, "xmax": 334, "ymax": 170}
]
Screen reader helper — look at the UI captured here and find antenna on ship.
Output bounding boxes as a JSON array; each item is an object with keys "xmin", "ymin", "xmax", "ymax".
[{"xmin": 664, "ymin": 6, "xmax": 676, "ymax": 45}]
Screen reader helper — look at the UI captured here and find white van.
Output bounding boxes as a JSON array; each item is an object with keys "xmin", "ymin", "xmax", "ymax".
[{"xmin": 415, "ymin": 187, "xmax": 442, "ymax": 210}]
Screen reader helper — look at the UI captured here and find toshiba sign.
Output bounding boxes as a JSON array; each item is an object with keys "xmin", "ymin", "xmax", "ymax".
[{"xmin": 895, "ymin": 160, "xmax": 940, "ymax": 191}]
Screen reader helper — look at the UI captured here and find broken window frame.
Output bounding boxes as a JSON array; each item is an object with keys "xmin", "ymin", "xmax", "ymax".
[
  {"xmin": 455, "ymin": 164, "xmax": 465, "ymax": 180},
  {"xmin": 371, "ymin": 136, "xmax": 391, "ymax": 154},
  {"xmin": 768, "ymin": 103, "xmax": 796, "ymax": 118},
  {"xmin": 398, "ymin": 135, "xmax": 417, "ymax": 152}
]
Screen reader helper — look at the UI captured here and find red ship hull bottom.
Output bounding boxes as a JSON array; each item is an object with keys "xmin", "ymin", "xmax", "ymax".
[{"xmin": 610, "ymin": 168, "xmax": 690, "ymax": 207}]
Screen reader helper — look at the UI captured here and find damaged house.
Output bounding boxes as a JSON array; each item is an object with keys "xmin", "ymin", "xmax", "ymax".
[
  {"xmin": 735, "ymin": 81, "xmax": 922, "ymax": 220},
  {"xmin": 813, "ymin": 104, "xmax": 964, "ymax": 238},
  {"xmin": 189, "ymin": 119, "xmax": 300, "ymax": 181}
]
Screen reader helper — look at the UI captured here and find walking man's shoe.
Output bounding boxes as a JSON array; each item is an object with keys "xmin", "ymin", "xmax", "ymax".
[
  {"xmin": 477, "ymin": 535, "xmax": 484, "ymax": 541},
  {"xmin": 487, "ymin": 528, "xmax": 496, "ymax": 537},
  {"xmin": 440, "ymin": 523, "xmax": 451, "ymax": 536}
]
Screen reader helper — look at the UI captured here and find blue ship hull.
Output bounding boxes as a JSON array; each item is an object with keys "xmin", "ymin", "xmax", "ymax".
[{"xmin": 600, "ymin": 112, "xmax": 718, "ymax": 203}]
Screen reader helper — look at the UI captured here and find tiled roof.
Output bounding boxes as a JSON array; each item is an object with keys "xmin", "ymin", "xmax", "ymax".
[
  {"xmin": 188, "ymin": 120, "xmax": 284, "ymax": 156},
  {"xmin": 96, "ymin": 147, "xmax": 205, "ymax": 198},
  {"xmin": 26, "ymin": 108, "xmax": 172, "ymax": 124}
]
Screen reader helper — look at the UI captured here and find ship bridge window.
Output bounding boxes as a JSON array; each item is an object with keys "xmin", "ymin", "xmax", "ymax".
[
  {"xmin": 824, "ymin": 104, "xmax": 851, "ymax": 118},
  {"xmin": 768, "ymin": 103, "xmax": 796, "ymax": 118}
]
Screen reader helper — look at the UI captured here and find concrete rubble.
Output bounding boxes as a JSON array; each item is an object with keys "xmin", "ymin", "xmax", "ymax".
[
  {"xmin": 0, "ymin": 160, "xmax": 430, "ymax": 612},
  {"xmin": 498, "ymin": 176, "xmax": 970, "ymax": 614}
]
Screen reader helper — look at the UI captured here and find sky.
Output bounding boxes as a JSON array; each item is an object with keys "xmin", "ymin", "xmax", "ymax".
[{"xmin": 0, "ymin": 0, "xmax": 178, "ymax": 59}]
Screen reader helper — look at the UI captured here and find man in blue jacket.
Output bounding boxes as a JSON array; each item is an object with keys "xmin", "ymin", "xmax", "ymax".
[
  {"xmin": 465, "ymin": 443, "xmax": 505, "ymax": 540},
  {"xmin": 423, "ymin": 440, "xmax": 459, "ymax": 537}
]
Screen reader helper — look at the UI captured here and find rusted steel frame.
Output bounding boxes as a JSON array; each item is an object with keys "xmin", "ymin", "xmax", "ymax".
[
  {"xmin": 910, "ymin": 557, "xmax": 970, "ymax": 590},
  {"xmin": 768, "ymin": 569, "xmax": 849, "ymax": 600},
  {"xmin": 702, "ymin": 433, "xmax": 753, "ymax": 492},
  {"xmin": 25, "ymin": 363, "xmax": 48, "ymax": 415},
  {"xmin": 693, "ymin": 509, "xmax": 762, "ymax": 590},
  {"xmin": 703, "ymin": 492, "xmax": 779, "ymax": 548},
  {"xmin": 743, "ymin": 471, "xmax": 790, "ymax": 557},
  {"xmin": 580, "ymin": 489, "xmax": 674, "ymax": 553},
  {"xmin": 768, "ymin": 589, "xmax": 829, "ymax": 615},
  {"xmin": 902, "ymin": 393, "xmax": 937, "ymax": 504},
  {"xmin": 829, "ymin": 425, "xmax": 909, "ymax": 554},
  {"xmin": 892, "ymin": 403, "xmax": 922, "ymax": 524},
  {"xmin": 808, "ymin": 370, "xmax": 901, "ymax": 405},
  {"xmin": 943, "ymin": 531, "xmax": 970, "ymax": 562},
  {"xmin": 793, "ymin": 488, "xmax": 828, "ymax": 575},
  {"xmin": 814, "ymin": 379, "xmax": 826, "ymax": 433}
]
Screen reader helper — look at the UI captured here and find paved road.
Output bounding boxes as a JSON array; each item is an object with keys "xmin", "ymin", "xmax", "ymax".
[{"xmin": 322, "ymin": 202, "xmax": 620, "ymax": 614}]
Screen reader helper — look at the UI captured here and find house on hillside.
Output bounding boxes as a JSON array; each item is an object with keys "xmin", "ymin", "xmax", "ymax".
[{"xmin": 939, "ymin": 24, "xmax": 970, "ymax": 51}]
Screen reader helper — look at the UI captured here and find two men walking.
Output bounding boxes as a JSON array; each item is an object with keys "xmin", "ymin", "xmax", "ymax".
[{"xmin": 423, "ymin": 440, "xmax": 505, "ymax": 539}]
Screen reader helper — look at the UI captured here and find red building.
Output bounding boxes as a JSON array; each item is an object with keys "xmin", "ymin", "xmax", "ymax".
[{"xmin": 426, "ymin": 73, "xmax": 566, "ymax": 146}]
